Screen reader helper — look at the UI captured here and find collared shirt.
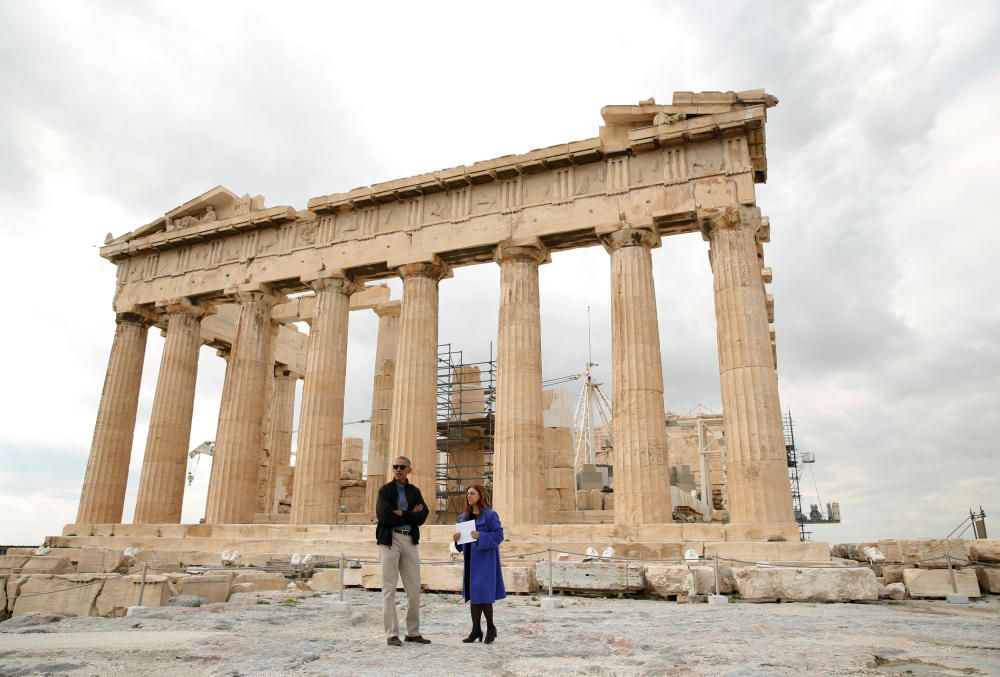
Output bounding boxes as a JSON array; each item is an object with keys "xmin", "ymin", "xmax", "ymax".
[{"xmin": 395, "ymin": 480, "xmax": 409, "ymax": 512}]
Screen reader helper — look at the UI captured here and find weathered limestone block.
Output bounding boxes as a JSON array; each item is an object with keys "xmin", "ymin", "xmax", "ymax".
[
  {"xmin": 13, "ymin": 574, "xmax": 110, "ymax": 616},
  {"xmin": 974, "ymin": 567, "xmax": 1000, "ymax": 593},
  {"xmin": 75, "ymin": 548, "xmax": 128, "ymax": 574},
  {"xmin": 310, "ymin": 568, "xmax": 362, "ymax": 592},
  {"xmin": 503, "ymin": 565, "xmax": 538, "ymax": 594},
  {"xmin": 882, "ymin": 565, "xmax": 910, "ymax": 585},
  {"xmin": 232, "ymin": 571, "xmax": 288, "ymax": 591},
  {"xmin": 575, "ymin": 490, "xmax": 603, "ymax": 511},
  {"xmin": 902, "ymin": 539, "xmax": 969, "ymax": 568},
  {"xmin": 0, "ymin": 574, "xmax": 6, "ymax": 613},
  {"xmin": 733, "ymin": 567, "xmax": 878, "ymax": 602},
  {"xmin": 177, "ymin": 573, "xmax": 233, "ymax": 603},
  {"xmin": 420, "ymin": 565, "xmax": 463, "ymax": 592},
  {"xmin": 969, "ymin": 540, "xmax": 1000, "ymax": 563},
  {"xmin": 644, "ymin": 565, "xmax": 692, "ymax": 597},
  {"xmin": 0, "ymin": 556, "xmax": 29, "ymax": 574},
  {"xmin": 878, "ymin": 582, "xmax": 906, "ymax": 600},
  {"xmin": 903, "ymin": 568, "xmax": 980, "ymax": 599},
  {"xmin": 536, "ymin": 561, "xmax": 645, "ymax": 592},
  {"xmin": 21, "ymin": 557, "xmax": 73, "ymax": 574},
  {"xmin": 690, "ymin": 564, "xmax": 736, "ymax": 594},
  {"xmin": 230, "ymin": 582, "xmax": 256, "ymax": 594},
  {"xmin": 705, "ymin": 541, "xmax": 831, "ymax": 563},
  {"xmin": 545, "ymin": 488, "xmax": 575, "ymax": 513},
  {"xmin": 5, "ymin": 575, "xmax": 24, "ymax": 614},
  {"xmin": 830, "ymin": 543, "xmax": 878, "ymax": 562},
  {"xmin": 95, "ymin": 574, "xmax": 174, "ymax": 616}
]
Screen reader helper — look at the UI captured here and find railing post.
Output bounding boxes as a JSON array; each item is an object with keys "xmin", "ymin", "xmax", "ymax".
[
  {"xmin": 339, "ymin": 552, "xmax": 346, "ymax": 602},
  {"xmin": 708, "ymin": 553, "xmax": 728, "ymax": 606},
  {"xmin": 136, "ymin": 563, "xmax": 149, "ymax": 607},
  {"xmin": 540, "ymin": 545, "xmax": 562, "ymax": 610},
  {"xmin": 328, "ymin": 551, "xmax": 351, "ymax": 613},
  {"xmin": 945, "ymin": 552, "xmax": 969, "ymax": 604}
]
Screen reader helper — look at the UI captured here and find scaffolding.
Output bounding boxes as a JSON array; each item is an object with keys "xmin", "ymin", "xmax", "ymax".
[
  {"xmin": 784, "ymin": 411, "xmax": 808, "ymax": 541},
  {"xmin": 436, "ymin": 343, "xmax": 496, "ymax": 520}
]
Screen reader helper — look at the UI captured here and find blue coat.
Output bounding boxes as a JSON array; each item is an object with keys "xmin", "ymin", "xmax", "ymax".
[{"xmin": 456, "ymin": 508, "xmax": 506, "ymax": 604}]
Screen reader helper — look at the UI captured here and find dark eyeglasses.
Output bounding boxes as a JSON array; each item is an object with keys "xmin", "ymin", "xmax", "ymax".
[{"xmin": 392, "ymin": 464, "xmax": 409, "ymax": 470}]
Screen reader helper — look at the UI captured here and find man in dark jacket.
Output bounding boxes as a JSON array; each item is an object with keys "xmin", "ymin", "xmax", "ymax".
[{"xmin": 376, "ymin": 456, "xmax": 430, "ymax": 645}]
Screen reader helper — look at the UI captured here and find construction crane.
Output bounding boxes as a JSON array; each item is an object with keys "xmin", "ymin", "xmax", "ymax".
[{"xmin": 186, "ymin": 441, "xmax": 215, "ymax": 486}]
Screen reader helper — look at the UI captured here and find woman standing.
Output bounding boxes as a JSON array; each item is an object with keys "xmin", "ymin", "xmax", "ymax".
[{"xmin": 452, "ymin": 484, "xmax": 506, "ymax": 643}]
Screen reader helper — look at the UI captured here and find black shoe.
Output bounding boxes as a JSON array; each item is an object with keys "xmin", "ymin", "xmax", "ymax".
[
  {"xmin": 484, "ymin": 626, "xmax": 497, "ymax": 644},
  {"xmin": 462, "ymin": 628, "xmax": 483, "ymax": 643},
  {"xmin": 387, "ymin": 636, "xmax": 402, "ymax": 646},
  {"xmin": 405, "ymin": 635, "xmax": 431, "ymax": 644}
]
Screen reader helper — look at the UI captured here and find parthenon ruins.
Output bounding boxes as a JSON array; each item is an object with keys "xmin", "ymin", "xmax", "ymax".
[{"xmin": 71, "ymin": 89, "xmax": 802, "ymax": 556}]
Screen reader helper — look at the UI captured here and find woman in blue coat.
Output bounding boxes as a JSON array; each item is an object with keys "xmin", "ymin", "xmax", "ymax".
[{"xmin": 451, "ymin": 484, "xmax": 506, "ymax": 644}]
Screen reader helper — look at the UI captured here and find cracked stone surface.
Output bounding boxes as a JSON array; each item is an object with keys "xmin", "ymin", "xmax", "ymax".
[{"xmin": 0, "ymin": 590, "xmax": 997, "ymax": 676}]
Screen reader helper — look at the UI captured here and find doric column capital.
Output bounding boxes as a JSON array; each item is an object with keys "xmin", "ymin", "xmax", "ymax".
[
  {"xmin": 698, "ymin": 205, "xmax": 762, "ymax": 240},
  {"xmin": 600, "ymin": 226, "xmax": 661, "ymax": 253},
  {"xmin": 493, "ymin": 239, "xmax": 550, "ymax": 266},
  {"xmin": 274, "ymin": 364, "xmax": 303, "ymax": 379},
  {"xmin": 115, "ymin": 310, "xmax": 157, "ymax": 328},
  {"xmin": 301, "ymin": 269, "xmax": 360, "ymax": 295},
  {"xmin": 395, "ymin": 258, "xmax": 452, "ymax": 282},
  {"xmin": 373, "ymin": 300, "xmax": 402, "ymax": 318},
  {"xmin": 156, "ymin": 297, "xmax": 215, "ymax": 320}
]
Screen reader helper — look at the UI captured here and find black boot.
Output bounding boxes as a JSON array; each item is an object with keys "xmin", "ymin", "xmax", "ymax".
[
  {"xmin": 463, "ymin": 604, "xmax": 483, "ymax": 643},
  {"xmin": 483, "ymin": 603, "xmax": 497, "ymax": 643}
]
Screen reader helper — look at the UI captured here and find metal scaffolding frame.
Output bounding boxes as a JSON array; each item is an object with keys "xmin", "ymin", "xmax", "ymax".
[{"xmin": 436, "ymin": 343, "xmax": 496, "ymax": 519}]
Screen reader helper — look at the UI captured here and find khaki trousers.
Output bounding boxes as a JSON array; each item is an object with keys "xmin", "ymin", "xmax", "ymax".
[{"xmin": 380, "ymin": 531, "xmax": 421, "ymax": 638}]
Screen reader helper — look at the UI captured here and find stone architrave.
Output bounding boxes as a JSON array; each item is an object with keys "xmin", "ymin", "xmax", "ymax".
[
  {"xmin": 205, "ymin": 290, "xmax": 280, "ymax": 524},
  {"xmin": 702, "ymin": 206, "xmax": 794, "ymax": 527},
  {"xmin": 387, "ymin": 260, "xmax": 451, "ymax": 516},
  {"xmin": 602, "ymin": 227, "xmax": 673, "ymax": 525},
  {"xmin": 77, "ymin": 312, "xmax": 152, "ymax": 524},
  {"xmin": 365, "ymin": 301, "xmax": 401, "ymax": 513},
  {"xmin": 134, "ymin": 300, "xmax": 211, "ymax": 524},
  {"xmin": 492, "ymin": 241, "xmax": 549, "ymax": 525},
  {"xmin": 290, "ymin": 273, "xmax": 356, "ymax": 525},
  {"xmin": 264, "ymin": 366, "xmax": 298, "ymax": 513}
]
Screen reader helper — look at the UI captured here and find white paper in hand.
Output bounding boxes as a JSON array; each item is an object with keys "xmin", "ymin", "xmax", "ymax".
[{"xmin": 455, "ymin": 520, "xmax": 477, "ymax": 545}]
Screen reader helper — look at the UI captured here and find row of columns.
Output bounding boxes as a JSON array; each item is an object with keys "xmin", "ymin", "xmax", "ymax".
[{"xmin": 77, "ymin": 206, "xmax": 792, "ymax": 529}]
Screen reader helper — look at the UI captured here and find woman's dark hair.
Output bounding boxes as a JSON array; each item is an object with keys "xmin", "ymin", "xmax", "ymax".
[{"xmin": 460, "ymin": 484, "xmax": 491, "ymax": 521}]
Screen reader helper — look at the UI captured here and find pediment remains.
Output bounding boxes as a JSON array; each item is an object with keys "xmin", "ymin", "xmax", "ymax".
[{"xmin": 106, "ymin": 186, "xmax": 267, "ymax": 244}]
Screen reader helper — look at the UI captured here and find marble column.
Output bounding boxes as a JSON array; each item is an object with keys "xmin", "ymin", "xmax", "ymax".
[
  {"xmin": 205, "ymin": 290, "xmax": 279, "ymax": 524},
  {"xmin": 492, "ymin": 241, "xmax": 548, "ymax": 524},
  {"xmin": 264, "ymin": 366, "xmax": 298, "ymax": 513},
  {"xmin": 134, "ymin": 300, "xmax": 210, "ymax": 524},
  {"xmin": 703, "ymin": 206, "xmax": 794, "ymax": 527},
  {"xmin": 387, "ymin": 260, "xmax": 450, "ymax": 520},
  {"xmin": 365, "ymin": 301, "xmax": 401, "ymax": 514},
  {"xmin": 77, "ymin": 312, "xmax": 151, "ymax": 524},
  {"xmin": 603, "ymin": 227, "xmax": 673, "ymax": 525},
  {"xmin": 290, "ymin": 274, "xmax": 355, "ymax": 525}
]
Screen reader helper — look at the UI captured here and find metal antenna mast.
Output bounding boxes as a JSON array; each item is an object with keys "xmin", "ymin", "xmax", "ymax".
[{"xmin": 572, "ymin": 307, "xmax": 612, "ymax": 484}]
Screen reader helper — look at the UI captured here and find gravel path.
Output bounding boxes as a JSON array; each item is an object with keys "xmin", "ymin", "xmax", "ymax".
[{"xmin": 1, "ymin": 590, "xmax": 998, "ymax": 676}]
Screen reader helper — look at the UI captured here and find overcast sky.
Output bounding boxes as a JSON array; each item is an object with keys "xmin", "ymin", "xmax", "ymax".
[{"xmin": 1, "ymin": 0, "xmax": 997, "ymax": 546}]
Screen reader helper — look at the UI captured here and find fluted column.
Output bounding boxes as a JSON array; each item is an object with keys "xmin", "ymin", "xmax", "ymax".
[
  {"xmin": 205, "ymin": 290, "xmax": 280, "ymax": 524},
  {"xmin": 134, "ymin": 300, "xmax": 211, "ymax": 523},
  {"xmin": 703, "ymin": 206, "xmax": 794, "ymax": 527},
  {"xmin": 387, "ymin": 260, "xmax": 451, "ymax": 520},
  {"xmin": 492, "ymin": 241, "xmax": 549, "ymax": 524},
  {"xmin": 290, "ymin": 274, "xmax": 356, "ymax": 524},
  {"xmin": 264, "ymin": 366, "xmax": 298, "ymax": 513},
  {"xmin": 77, "ymin": 312, "xmax": 152, "ymax": 524},
  {"xmin": 365, "ymin": 301, "xmax": 401, "ymax": 514},
  {"xmin": 603, "ymin": 227, "xmax": 673, "ymax": 525}
]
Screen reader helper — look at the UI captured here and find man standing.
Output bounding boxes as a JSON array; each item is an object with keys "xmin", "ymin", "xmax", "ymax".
[{"xmin": 376, "ymin": 455, "xmax": 431, "ymax": 645}]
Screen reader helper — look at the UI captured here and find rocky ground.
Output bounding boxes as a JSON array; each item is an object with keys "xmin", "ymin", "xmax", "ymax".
[{"xmin": 1, "ymin": 589, "xmax": 998, "ymax": 676}]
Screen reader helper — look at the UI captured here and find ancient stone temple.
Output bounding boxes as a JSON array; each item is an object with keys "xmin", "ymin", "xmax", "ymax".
[{"xmin": 65, "ymin": 90, "xmax": 803, "ymax": 564}]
